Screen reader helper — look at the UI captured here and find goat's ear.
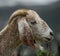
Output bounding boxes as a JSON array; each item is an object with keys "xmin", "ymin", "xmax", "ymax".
[{"xmin": 17, "ymin": 17, "xmax": 35, "ymax": 49}]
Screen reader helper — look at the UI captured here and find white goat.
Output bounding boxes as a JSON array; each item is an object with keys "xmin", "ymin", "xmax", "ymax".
[{"xmin": 0, "ymin": 9, "xmax": 54, "ymax": 56}]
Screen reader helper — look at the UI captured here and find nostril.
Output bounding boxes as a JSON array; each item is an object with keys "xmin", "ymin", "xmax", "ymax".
[{"xmin": 50, "ymin": 32, "xmax": 54, "ymax": 36}]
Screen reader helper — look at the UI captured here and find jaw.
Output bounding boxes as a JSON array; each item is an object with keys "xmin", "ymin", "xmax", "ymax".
[
  {"xmin": 34, "ymin": 39, "xmax": 50, "ymax": 51},
  {"xmin": 34, "ymin": 35, "xmax": 53, "ymax": 42},
  {"xmin": 33, "ymin": 36, "xmax": 44, "ymax": 50},
  {"xmin": 34, "ymin": 39, "xmax": 44, "ymax": 51},
  {"xmin": 33, "ymin": 36, "xmax": 53, "ymax": 50}
]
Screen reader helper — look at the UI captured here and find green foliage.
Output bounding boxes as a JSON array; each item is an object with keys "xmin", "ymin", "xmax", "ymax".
[
  {"xmin": 37, "ymin": 50, "xmax": 57, "ymax": 56},
  {"xmin": 37, "ymin": 50, "xmax": 47, "ymax": 56}
]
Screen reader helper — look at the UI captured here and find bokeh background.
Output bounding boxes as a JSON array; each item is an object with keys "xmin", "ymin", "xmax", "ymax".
[{"xmin": 0, "ymin": 0, "xmax": 60, "ymax": 56}]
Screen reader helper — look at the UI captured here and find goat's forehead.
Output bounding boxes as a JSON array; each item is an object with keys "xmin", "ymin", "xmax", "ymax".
[
  {"xmin": 27, "ymin": 10, "xmax": 43, "ymax": 21},
  {"xmin": 27, "ymin": 10, "xmax": 49, "ymax": 29},
  {"xmin": 27, "ymin": 10, "xmax": 40, "ymax": 20},
  {"xmin": 27, "ymin": 10, "xmax": 38, "ymax": 17}
]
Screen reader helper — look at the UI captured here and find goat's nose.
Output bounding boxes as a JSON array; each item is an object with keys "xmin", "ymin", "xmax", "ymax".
[{"xmin": 50, "ymin": 32, "xmax": 54, "ymax": 36}]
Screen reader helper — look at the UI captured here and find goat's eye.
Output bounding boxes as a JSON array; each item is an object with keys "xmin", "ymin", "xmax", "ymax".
[{"xmin": 30, "ymin": 21, "xmax": 37, "ymax": 25}]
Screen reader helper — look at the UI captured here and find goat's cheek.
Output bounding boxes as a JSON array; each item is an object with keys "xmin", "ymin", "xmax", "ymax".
[{"xmin": 32, "ymin": 26, "xmax": 38, "ymax": 34}]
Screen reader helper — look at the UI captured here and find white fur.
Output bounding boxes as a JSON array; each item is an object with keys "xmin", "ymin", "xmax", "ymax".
[
  {"xmin": 0, "ymin": 9, "xmax": 54, "ymax": 55},
  {"xmin": 27, "ymin": 10, "xmax": 53, "ymax": 39},
  {"xmin": 14, "ymin": 9, "xmax": 54, "ymax": 50},
  {"xmin": 27, "ymin": 10, "xmax": 54, "ymax": 51},
  {"xmin": 0, "ymin": 25, "xmax": 8, "ymax": 35},
  {"xmin": 18, "ymin": 19, "xmax": 25, "ymax": 34},
  {"xmin": 18, "ymin": 18, "xmax": 30, "ymax": 34}
]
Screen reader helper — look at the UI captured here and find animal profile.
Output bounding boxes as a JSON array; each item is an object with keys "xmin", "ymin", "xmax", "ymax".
[{"xmin": 0, "ymin": 9, "xmax": 54, "ymax": 56}]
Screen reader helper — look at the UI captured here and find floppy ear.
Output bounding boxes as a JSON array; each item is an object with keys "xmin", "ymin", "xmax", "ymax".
[{"xmin": 17, "ymin": 17, "xmax": 35, "ymax": 49}]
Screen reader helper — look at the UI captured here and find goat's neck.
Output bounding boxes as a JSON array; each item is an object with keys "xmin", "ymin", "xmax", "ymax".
[{"xmin": 0, "ymin": 25, "xmax": 21, "ymax": 56}]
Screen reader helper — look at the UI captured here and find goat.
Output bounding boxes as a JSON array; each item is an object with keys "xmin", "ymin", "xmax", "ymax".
[{"xmin": 0, "ymin": 9, "xmax": 54, "ymax": 56}]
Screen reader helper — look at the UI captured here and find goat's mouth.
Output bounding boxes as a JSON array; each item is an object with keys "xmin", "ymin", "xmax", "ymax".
[
  {"xmin": 33, "ymin": 38, "xmax": 50, "ymax": 44},
  {"xmin": 43, "ymin": 37, "xmax": 54, "ymax": 42},
  {"xmin": 34, "ymin": 34, "xmax": 53, "ymax": 43}
]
